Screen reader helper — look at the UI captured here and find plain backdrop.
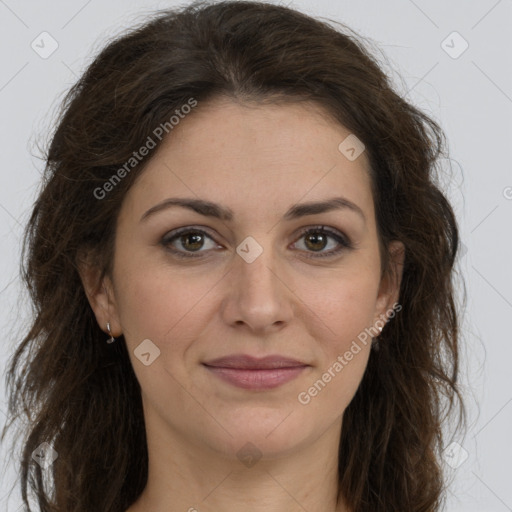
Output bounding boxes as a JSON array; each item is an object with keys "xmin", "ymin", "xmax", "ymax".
[{"xmin": 0, "ymin": 0, "xmax": 510, "ymax": 511}]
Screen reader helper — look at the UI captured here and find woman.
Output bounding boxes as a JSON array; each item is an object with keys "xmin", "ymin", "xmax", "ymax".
[{"xmin": 2, "ymin": 1, "xmax": 466, "ymax": 511}]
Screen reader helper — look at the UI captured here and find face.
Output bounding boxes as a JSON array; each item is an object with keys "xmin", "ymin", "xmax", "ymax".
[{"xmin": 83, "ymin": 97, "xmax": 403, "ymax": 462}]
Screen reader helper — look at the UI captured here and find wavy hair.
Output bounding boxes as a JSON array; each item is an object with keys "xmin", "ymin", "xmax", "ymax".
[{"xmin": 2, "ymin": 1, "xmax": 466, "ymax": 511}]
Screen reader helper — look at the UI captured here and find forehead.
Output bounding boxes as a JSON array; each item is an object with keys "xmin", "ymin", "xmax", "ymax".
[{"xmin": 122, "ymin": 97, "xmax": 375, "ymax": 226}]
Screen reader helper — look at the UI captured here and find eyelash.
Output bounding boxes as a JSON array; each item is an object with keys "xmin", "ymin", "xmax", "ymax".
[{"xmin": 161, "ymin": 225, "xmax": 354, "ymax": 260}]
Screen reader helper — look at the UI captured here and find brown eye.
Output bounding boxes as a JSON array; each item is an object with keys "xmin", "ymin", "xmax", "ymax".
[
  {"xmin": 161, "ymin": 225, "xmax": 354, "ymax": 260},
  {"xmin": 179, "ymin": 232, "xmax": 205, "ymax": 251},
  {"xmin": 293, "ymin": 226, "xmax": 354, "ymax": 258},
  {"xmin": 161, "ymin": 228, "xmax": 219, "ymax": 258},
  {"xmin": 304, "ymin": 231, "xmax": 328, "ymax": 252}
]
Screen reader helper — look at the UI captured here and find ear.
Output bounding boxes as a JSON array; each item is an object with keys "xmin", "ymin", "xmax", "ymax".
[
  {"xmin": 373, "ymin": 240, "xmax": 405, "ymax": 329},
  {"xmin": 76, "ymin": 250, "xmax": 122, "ymax": 338}
]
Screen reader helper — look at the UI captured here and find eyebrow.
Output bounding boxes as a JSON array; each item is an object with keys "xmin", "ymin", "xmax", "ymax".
[{"xmin": 140, "ymin": 196, "xmax": 366, "ymax": 223}]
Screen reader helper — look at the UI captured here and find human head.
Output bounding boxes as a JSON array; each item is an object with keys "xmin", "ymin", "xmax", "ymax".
[{"xmin": 3, "ymin": 2, "xmax": 465, "ymax": 511}]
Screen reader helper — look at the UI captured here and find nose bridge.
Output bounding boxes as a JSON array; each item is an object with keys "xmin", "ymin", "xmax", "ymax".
[
  {"xmin": 224, "ymin": 233, "xmax": 293, "ymax": 331},
  {"xmin": 235, "ymin": 234, "xmax": 280, "ymax": 298}
]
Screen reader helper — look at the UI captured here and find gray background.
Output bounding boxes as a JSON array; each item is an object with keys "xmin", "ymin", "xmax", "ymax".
[{"xmin": 0, "ymin": 0, "xmax": 510, "ymax": 510}]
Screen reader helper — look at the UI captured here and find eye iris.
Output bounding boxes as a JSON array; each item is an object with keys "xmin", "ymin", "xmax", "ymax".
[
  {"xmin": 305, "ymin": 232, "xmax": 327, "ymax": 251},
  {"xmin": 181, "ymin": 232, "xmax": 204, "ymax": 251}
]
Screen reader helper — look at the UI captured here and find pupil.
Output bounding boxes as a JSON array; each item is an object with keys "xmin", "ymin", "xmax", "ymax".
[
  {"xmin": 306, "ymin": 232, "xmax": 326, "ymax": 251},
  {"xmin": 183, "ymin": 233, "xmax": 203, "ymax": 251}
]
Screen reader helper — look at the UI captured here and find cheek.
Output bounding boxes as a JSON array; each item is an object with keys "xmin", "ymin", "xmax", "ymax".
[
  {"xmin": 113, "ymin": 256, "xmax": 216, "ymax": 349},
  {"xmin": 297, "ymin": 281, "xmax": 376, "ymax": 412},
  {"xmin": 307, "ymin": 274, "xmax": 379, "ymax": 346},
  {"xmin": 297, "ymin": 276, "xmax": 377, "ymax": 405}
]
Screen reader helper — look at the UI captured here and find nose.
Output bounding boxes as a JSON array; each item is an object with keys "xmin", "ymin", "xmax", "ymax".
[{"xmin": 220, "ymin": 241, "xmax": 295, "ymax": 335}]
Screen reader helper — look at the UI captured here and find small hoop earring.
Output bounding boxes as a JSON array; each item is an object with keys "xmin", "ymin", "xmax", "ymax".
[{"xmin": 106, "ymin": 322, "xmax": 116, "ymax": 344}]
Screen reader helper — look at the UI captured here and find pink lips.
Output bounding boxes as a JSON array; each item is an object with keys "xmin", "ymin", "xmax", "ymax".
[{"xmin": 203, "ymin": 355, "xmax": 309, "ymax": 390}]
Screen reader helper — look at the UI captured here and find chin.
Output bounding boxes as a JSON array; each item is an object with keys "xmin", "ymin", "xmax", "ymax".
[{"xmin": 203, "ymin": 406, "xmax": 317, "ymax": 461}]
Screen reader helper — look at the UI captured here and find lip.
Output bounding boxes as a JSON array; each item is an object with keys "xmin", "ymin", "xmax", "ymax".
[{"xmin": 202, "ymin": 354, "xmax": 310, "ymax": 390}]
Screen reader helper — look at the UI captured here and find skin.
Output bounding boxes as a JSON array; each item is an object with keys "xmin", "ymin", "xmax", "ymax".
[{"xmin": 80, "ymin": 97, "xmax": 404, "ymax": 512}]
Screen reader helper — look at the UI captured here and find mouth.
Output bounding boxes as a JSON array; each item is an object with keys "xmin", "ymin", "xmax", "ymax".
[{"xmin": 202, "ymin": 354, "xmax": 310, "ymax": 390}]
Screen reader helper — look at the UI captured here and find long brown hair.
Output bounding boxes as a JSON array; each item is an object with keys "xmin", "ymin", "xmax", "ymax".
[{"xmin": 1, "ymin": 1, "xmax": 466, "ymax": 510}]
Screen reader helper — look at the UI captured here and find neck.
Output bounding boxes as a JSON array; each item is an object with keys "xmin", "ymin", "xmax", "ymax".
[{"xmin": 126, "ymin": 409, "xmax": 351, "ymax": 512}]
